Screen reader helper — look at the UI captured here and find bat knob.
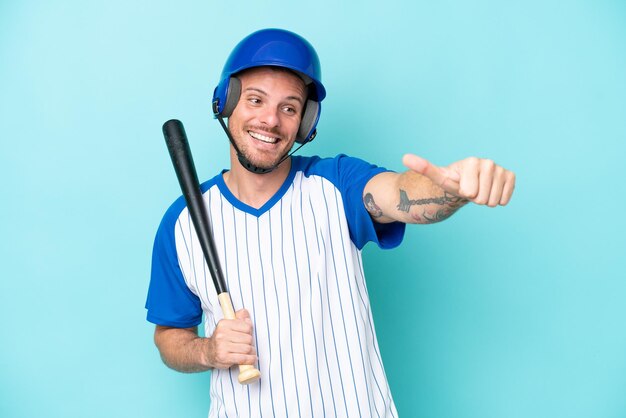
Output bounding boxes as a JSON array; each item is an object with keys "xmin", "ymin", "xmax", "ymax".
[{"xmin": 238, "ymin": 365, "xmax": 261, "ymax": 384}]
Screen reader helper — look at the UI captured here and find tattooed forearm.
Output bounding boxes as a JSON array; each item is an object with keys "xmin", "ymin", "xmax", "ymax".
[
  {"xmin": 397, "ymin": 190, "xmax": 466, "ymax": 212},
  {"xmin": 397, "ymin": 189, "xmax": 468, "ymax": 223},
  {"xmin": 364, "ymin": 193, "xmax": 383, "ymax": 218}
]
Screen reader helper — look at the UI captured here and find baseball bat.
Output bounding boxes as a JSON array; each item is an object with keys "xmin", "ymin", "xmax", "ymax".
[{"xmin": 163, "ymin": 119, "xmax": 261, "ymax": 385}]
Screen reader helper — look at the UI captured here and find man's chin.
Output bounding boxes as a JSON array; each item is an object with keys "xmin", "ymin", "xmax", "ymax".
[{"xmin": 239, "ymin": 154, "xmax": 284, "ymax": 171}]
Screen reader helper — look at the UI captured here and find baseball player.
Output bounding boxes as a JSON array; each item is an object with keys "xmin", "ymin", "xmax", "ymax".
[{"xmin": 146, "ymin": 28, "xmax": 515, "ymax": 417}]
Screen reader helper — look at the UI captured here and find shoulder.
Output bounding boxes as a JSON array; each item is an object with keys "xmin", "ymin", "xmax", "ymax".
[
  {"xmin": 289, "ymin": 154, "xmax": 390, "ymax": 210},
  {"xmin": 292, "ymin": 154, "xmax": 383, "ymax": 180}
]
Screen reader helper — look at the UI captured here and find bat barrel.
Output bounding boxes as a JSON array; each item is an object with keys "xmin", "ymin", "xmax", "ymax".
[{"xmin": 163, "ymin": 119, "xmax": 228, "ymax": 295}]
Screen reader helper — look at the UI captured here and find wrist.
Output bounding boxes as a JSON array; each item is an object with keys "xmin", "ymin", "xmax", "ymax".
[{"xmin": 197, "ymin": 336, "xmax": 214, "ymax": 369}]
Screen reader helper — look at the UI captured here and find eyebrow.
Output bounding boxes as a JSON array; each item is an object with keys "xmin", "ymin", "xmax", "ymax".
[{"xmin": 243, "ymin": 87, "xmax": 304, "ymax": 105}]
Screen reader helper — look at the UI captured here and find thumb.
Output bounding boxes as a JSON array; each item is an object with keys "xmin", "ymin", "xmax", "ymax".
[
  {"xmin": 235, "ymin": 309, "xmax": 251, "ymax": 321},
  {"xmin": 402, "ymin": 154, "xmax": 460, "ymax": 189}
]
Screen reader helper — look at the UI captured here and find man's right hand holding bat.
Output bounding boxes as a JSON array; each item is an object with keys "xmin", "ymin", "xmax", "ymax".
[
  {"xmin": 206, "ymin": 309, "xmax": 258, "ymax": 369},
  {"xmin": 154, "ymin": 309, "xmax": 257, "ymax": 372}
]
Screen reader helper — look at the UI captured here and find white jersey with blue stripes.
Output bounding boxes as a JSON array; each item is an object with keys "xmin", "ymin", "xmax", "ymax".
[{"xmin": 147, "ymin": 155, "xmax": 405, "ymax": 417}]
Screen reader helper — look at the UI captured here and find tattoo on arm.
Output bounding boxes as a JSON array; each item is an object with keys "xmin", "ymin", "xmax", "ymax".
[
  {"xmin": 423, "ymin": 208, "xmax": 458, "ymax": 223},
  {"xmin": 364, "ymin": 193, "xmax": 383, "ymax": 218},
  {"xmin": 397, "ymin": 189, "xmax": 467, "ymax": 223},
  {"xmin": 397, "ymin": 190, "xmax": 465, "ymax": 212}
]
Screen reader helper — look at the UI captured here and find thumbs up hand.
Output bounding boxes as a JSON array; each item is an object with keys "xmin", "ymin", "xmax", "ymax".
[{"xmin": 402, "ymin": 154, "xmax": 515, "ymax": 207}]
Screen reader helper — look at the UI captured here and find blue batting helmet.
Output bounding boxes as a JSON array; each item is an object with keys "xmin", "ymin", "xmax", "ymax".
[{"xmin": 212, "ymin": 28, "xmax": 326, "ymax": 143}]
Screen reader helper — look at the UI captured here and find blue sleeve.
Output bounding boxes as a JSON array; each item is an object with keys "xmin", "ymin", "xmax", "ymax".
[
  {"xmin": 145, "ymin": 201, "xmax": 203, "ymax": 328},
  {"xmin": 335, "ymin": 155, "xmax": 406, "ymax": 250},
  {"xmin": 300, "ymin": 154, "xmax": 406, "ymax": 250}
]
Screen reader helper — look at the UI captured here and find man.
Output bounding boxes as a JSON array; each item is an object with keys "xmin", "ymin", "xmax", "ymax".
[{"xmin": 146, "ymin": 28, "xmax": 515, "ymax": 417}]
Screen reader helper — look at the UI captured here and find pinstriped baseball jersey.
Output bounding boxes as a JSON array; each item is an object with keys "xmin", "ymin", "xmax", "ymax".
[{"xmin": 147, "ymin": 155, "xmax": 406, "ymax": 417}]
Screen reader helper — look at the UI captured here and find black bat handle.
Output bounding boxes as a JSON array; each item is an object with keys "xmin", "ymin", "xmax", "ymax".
[{"xmin": 163, "ymin": 119, "xmax": 227, "ymax": 295}]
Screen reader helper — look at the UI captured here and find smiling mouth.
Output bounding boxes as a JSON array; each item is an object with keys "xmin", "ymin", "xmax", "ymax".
[{"xmin": 248, "ymin": 130, "xmax": 280, "ymax": 144}]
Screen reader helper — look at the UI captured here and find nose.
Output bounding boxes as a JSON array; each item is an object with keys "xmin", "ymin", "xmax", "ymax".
[{"xmin": 258, "ymin": 105, "xmax": 280, "ymax": 128}]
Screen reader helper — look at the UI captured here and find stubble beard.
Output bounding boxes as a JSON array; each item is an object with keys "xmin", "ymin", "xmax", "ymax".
[{"xmin": 233, "ymin": 125, "xmax": 295, "ymax": 170}]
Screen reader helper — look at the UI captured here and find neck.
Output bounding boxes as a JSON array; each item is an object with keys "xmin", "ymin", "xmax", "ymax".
[{"xmin": 223, "ymin": 148, "xmax": 292, "ymax": 209}]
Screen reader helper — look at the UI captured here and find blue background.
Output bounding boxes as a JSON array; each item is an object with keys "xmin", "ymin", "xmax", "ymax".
[{"xmin": 1, "ymin": 1, "xmax": 625, "ymax": 417}]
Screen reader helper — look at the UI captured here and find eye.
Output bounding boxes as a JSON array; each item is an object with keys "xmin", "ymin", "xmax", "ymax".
[
  {"xmin": 282, "ymin": 105, "xmax": 299, "ymax": 115},
  {"xmin": 247, "ymin": 97, "xmax": 261, "ymax": 105}
]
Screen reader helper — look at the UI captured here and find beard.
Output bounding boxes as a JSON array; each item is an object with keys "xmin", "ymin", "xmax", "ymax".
[{"xmin": 231, "ymin": 124, "xmax": 295, "ymax": 170}]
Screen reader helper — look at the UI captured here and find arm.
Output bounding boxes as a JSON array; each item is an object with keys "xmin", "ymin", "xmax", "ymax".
[
  {"xmin": 153, "ymin": 309, "xmax": 257, "ymax": 373},
  {"xmin": 154, "ymin": 325, "xmax": 212, "ymax": 372},
  {"xmin": 363, "ymin": 154, "xmax": 515, "ymax": 224}
]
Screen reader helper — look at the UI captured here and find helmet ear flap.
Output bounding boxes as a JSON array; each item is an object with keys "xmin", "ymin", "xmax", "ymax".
[
  {"xmin": 297, "ymin": 99, "xmax": 319, "ymax": 143},
  {"xmin": 221, "ymin": 77, "xmax": 241, "ymax": 117}
]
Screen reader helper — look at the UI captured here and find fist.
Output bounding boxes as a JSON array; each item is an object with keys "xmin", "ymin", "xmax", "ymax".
[
  {"xmin": 403, "ymin": 154, "xmax": 515, "ymax": 207},
  {"xmin": 207, "ymin": 309, "xmax": 257, "ymax": 369}
]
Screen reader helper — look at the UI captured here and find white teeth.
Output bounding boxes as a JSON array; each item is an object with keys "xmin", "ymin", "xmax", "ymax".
[{"xmin": 249, "ymin": 131, "xmax": 278, "ymax": 143}]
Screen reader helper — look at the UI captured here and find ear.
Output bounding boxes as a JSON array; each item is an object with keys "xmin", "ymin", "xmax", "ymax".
[
  {"xmin": 296, "ymin": 99, "xmax": 319, "ymax": 143},
  {"xmin": 221, "ymin": 77, "xmax": 241, "ymax": 117}
]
